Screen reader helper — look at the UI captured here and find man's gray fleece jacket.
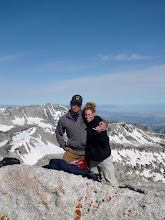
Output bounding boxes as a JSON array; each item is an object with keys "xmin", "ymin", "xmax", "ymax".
[{"xmin": 55, "ymin": 110, "xmax": 87, "ymax": 152}]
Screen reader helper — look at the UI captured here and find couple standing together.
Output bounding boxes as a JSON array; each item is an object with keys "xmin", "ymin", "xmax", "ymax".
[{"xmin": 55, "ymin": 95, "xmax": 119, "ymax": 187}]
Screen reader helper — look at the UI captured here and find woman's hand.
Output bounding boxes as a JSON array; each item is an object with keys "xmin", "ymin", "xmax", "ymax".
[
  {"xmin": 93, "ymin": 121, "xmax": 107, "ymax": 133},
  {"xmin": 92, "ymin": 126, "xmax": 102, "ymax": 133}
]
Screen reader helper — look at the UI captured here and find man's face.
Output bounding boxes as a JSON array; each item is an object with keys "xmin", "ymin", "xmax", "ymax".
[{"xmin": 70, "ymin": 102, "xmax": 82, "ymax": 113}]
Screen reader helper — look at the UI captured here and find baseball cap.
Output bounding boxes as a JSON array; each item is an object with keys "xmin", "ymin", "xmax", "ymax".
[{"xmin": 71, "ymin": 95, "xmax": 83, "ymax": 104}]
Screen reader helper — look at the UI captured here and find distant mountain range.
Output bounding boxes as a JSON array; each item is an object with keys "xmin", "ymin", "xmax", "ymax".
[
  {"xmin": 97, "ymin": 110, "xmax": 165, "ymax": 131},
  {"xmin": 0, "ymin": 104, "xmax": 13, "ymax": 108},
  {"xmin": 1, "ymin": 104, "xmax": 165, "ymax": 131},
  {"xmin": 0, "ymin": 103, "xmax": 165, "ymax": 183}
]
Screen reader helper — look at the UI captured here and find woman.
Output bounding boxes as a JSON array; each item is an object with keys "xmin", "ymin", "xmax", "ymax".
[{"xmin": 84, "ymin": 102, "xmax": 119, "ymax": 187}]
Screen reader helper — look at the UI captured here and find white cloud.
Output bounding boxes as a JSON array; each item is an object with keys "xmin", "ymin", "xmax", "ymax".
[
  {"xmin": 26, "ymin": 60, "xmax": 89, "ymax": 73},
  {"xmin": 35, "ymin": 64, "xmax": 165, "ymax": 94},
  {"xmin": 0, "ymin": 55, "xmax": 18, "ymax": 62},
  {"xmin": 0, "ymin": 64, "xmax": 165, "ymax": 105},
  {"xmin": 97, "ymin": 52, "xmax": 152, "ymax": 61},
  {"xmin": 0, "ymin": 53, "xmax": 24, "ymax": 63}
]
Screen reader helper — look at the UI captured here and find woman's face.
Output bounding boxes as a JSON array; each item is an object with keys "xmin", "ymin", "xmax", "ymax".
[{"xmin": 85, "ymin": 110, "xmax": 95, "ymax": 122}]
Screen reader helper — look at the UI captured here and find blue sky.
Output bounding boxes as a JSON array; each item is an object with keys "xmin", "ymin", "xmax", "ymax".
[{"xmin": 0, "ymin": 0, "xmax": 165, "ymax": 111}]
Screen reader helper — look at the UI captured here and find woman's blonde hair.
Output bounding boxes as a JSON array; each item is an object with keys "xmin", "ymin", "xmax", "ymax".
[{"xmin": 84, "ymin": 102, "xmax": 96, "ymax": 113}]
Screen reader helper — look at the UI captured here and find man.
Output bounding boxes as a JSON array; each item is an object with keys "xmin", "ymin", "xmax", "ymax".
[
  {"xmin": 55, "ymin": 94, "xmax": 107, "ymax": 163},
  {"xmin": 55, "ymin": 95, "xmax": 87, "ymax": 163}
]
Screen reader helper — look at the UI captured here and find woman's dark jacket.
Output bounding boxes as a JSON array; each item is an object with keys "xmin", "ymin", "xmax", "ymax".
[{"xmin": 85, "ymin": 116, "xmax": 111, "ymax": 161}]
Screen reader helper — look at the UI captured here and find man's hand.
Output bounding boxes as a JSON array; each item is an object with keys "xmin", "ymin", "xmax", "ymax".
[{"xmin": 64, "ymin": 147, "xmax": 68, "ymax": 151}]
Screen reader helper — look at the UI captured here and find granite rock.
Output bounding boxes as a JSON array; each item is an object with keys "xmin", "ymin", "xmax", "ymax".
[{"xmin": 0, "ymin": 164, "xmax": 164, "ymax": 220}]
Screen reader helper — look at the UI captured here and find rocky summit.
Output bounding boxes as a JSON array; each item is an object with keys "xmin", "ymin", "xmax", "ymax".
[{"xmin": 0, "ymin": 164, "xmax": 164, "ymax": 220}]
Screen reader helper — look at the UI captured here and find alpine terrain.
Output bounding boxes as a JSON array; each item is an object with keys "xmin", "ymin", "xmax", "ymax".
[{"xmin": 0, "ymin": 103, "xmax": 164, "ymax": 183}]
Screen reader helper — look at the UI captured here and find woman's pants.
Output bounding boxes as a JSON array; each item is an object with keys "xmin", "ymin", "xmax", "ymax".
[{"xmin": 90, "ymin": 155, "xmax": 119, "ymax": 187}]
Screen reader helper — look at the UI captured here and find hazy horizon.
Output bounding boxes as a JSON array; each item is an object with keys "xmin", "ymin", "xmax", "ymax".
[{"xmin": 1, "ymin": 103, "xmax": 165, "ymax": 113}]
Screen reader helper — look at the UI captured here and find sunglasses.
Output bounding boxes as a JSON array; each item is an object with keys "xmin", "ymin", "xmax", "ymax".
[{"xmin": 71, "ymin": 102, "xmax": 81, "ymax": 107}]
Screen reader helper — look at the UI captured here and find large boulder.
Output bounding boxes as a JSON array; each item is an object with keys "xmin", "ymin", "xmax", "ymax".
[
  {"xmin": 0, "ymin": 164, "xmax": 164, "ymax": 220},
  {"xmin": 36, "ymin": 153, "xmax": 64, "ymax": 166}
]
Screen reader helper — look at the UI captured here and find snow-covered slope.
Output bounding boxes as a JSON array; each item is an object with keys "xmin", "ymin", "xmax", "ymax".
[
  {"xmin": 0, "ymin": 104, "xmax": 67, "ymax": 164},
  {"xmin": 107, "ymin": 123, "xmax": 165, "ymax": 183},
  {"xmin": 108, "ymin": 122, "xmax": 165, "ymax": 147},
  {"xmin": 0, "ymin": 108, "xmax": 6, "ymax": 113},
  {"xmin": 112, "ymin": 147, "xmax": 165, "ymax": 183},
  {"xmin": 9, "ymin": 126, "xmax": 64, "ymax": 164}
]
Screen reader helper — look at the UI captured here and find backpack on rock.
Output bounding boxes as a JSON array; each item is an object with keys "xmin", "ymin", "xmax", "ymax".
[{"xmin": 0, "ymin": 157, "xmax": 20, "ymax": 168}]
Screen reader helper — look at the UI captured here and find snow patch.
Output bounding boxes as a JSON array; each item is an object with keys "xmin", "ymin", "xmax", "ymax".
[
  {"xmin": 0, "ymin": 140, "xmax": 8, "ymax": 147},
  {"xmin": 0, "ymin": 124, "xmax": 14, "ymax": 132},
  {"xmin": 0, "ymin": 108, "xmax": 6, "ymax": 113},
  {"xmin": 136, "ymin": 169, "xmax": 165, "ymax": 183},
  {"xmin": 12, "ymin": 117, "xmax": 25, "ymax": 126},
  {"xmin": 26, "ymin": 117, "xmax": 53, "ymax": 133},
  {"xmin": 10, "ymin": 127, "xmax": 36, "ymax": 152}
]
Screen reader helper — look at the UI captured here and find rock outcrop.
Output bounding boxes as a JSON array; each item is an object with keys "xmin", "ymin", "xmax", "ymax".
[{"xmin": 0, "ymin": 164, "xmax": 164, "ymax": 220}]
